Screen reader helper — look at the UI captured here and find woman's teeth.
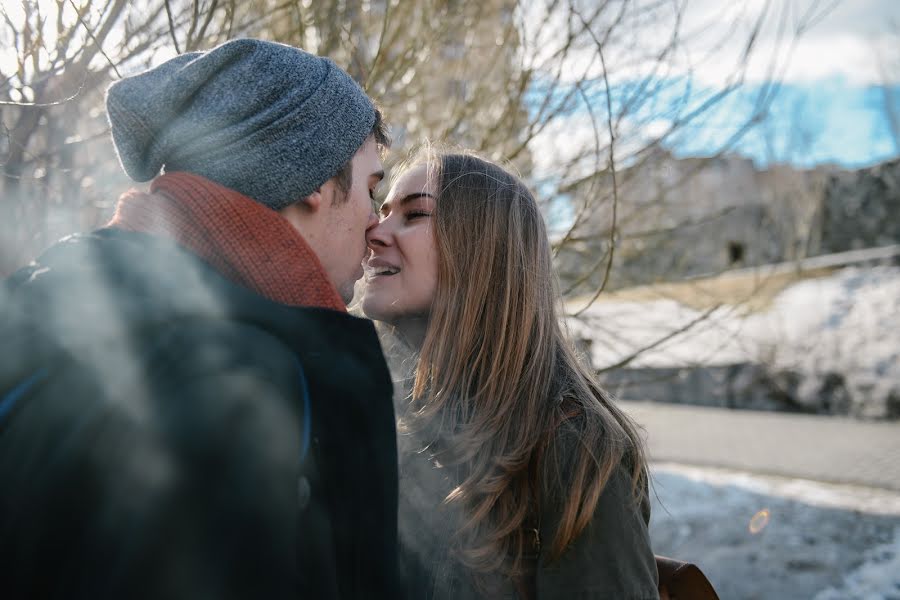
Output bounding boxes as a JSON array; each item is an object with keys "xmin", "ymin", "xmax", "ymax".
[{"xmin": 365, "ymin": 265, "xmax": 401, "ymax": 278}]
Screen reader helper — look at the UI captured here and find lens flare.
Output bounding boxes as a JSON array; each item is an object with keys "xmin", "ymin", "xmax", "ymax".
[{"xmin": 749, "ymin": 508, "xmax": 770, "ymax": 534}]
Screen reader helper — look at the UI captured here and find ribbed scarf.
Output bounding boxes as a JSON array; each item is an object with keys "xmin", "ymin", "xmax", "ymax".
[{"xmin": 109, "ymin": 172, "xmax": 346, "ymax": 312}]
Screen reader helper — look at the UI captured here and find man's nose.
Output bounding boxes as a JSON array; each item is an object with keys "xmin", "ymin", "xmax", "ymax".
[{"xmin": 366, "ymin": 210, "xmax": 379, "ymax": 232}]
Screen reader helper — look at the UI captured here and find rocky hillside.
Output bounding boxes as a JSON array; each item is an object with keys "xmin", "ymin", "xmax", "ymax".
[
  {"xmin": 822, "ymin": 159, "xmax": 900, "ymax": 252},
  {"xmin": 556, "ymin": 151, "xmax": 900, "ymax": 292}
]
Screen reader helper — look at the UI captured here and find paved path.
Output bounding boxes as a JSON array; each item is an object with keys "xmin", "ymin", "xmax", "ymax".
[{"xmin": 619, "ymin": 401, "xmax": 900, "ymax": 491}]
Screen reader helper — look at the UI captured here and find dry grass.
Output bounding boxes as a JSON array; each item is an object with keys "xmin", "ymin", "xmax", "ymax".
[{"xmin": 568, "ymin": 266, "xmax": 838, "ymax": 313}]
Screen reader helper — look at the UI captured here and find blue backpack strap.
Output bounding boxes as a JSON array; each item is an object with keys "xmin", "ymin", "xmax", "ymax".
[
  {"xmin": 0, "ymin": 368, "xmax": 49, "ymax": 424},
  {"xmin": 294, "ymin": 358, "xmax": 312, "ymax": 464}
]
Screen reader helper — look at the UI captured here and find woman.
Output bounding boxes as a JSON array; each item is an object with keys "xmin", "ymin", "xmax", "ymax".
[{"xmin": 363, "ymin": 150, "xmax": 659, "ymax": 599}]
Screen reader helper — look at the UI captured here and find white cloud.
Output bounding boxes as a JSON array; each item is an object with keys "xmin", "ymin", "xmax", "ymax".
[
  {"xmin": 519, "ymin": 0, "xmax": 900, "ymax": 89},
  {"xmin": 677, "ymin": 0, "xmax": 900, "ymax": 86}
]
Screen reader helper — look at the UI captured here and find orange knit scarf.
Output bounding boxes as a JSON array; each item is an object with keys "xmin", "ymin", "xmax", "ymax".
[{"xmin": 109, "ymin": 172, "xmax": 346, "ymax": 312}]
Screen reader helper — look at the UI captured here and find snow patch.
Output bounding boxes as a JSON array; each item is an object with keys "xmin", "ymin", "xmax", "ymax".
[
  {"xmin": 813, "ymin": 527, "xmax": 900, "ymax": 600},
  {"xmin": 572, "ymin": 266, "xmax": 900, "ymax": 415},
  {"xmin": 653, "ymin": 463, "xmax": 900, "ymax": 516}
]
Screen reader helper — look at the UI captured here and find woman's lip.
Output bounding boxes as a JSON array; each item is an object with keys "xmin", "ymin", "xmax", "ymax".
[
  {"xmin": 367, "ymin": 272, "xmax": 398, "ymax": 281},
  {"xmin": 367, "ymin": 257, "xmax": 401, "ymax": 271}
]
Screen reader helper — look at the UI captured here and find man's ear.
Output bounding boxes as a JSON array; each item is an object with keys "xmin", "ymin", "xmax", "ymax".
[
  {"xmin": 279, "ymin": 188, "xmax": 322, "ymax": 233},
  {"xmin": 299, "ymin": 188, "xmax": 323, "ymax": 213}
]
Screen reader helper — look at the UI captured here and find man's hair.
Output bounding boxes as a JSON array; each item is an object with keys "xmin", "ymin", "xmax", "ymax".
[{"xmin": 332, "ymin": 108, "xmax": 390, "ymax": 201}]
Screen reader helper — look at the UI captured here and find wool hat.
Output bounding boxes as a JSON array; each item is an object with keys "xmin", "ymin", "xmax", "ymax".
[{"xmin": 106, "ymin": 38, "xmax": 376, "ymax": 210}]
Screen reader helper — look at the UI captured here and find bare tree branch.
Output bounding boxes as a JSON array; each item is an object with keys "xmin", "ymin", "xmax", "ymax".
[
  {"xmin": 164, "ymin": 0, "xmax": 182, "ymax": 54},
  {"xmin": 68, "ymin": 0, "xmax": 122, "ymax": 78}
]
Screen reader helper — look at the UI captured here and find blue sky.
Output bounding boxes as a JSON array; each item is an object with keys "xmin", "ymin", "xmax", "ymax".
[
  {"xmin": 664, "ymin": 77, "xmax": 899, "ymax": 169},
  {"xmin": 667, "ymin": 0, "xmax": 900, "ymax": 169},
  {"xmin": 527, "ymin": 0, "xmax": 900, "ymax": 173}
]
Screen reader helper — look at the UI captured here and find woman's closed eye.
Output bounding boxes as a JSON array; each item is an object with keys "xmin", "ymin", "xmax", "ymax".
[{"xmin": 406, "ymin": 211, "xmax": 431, "ymax": 222}]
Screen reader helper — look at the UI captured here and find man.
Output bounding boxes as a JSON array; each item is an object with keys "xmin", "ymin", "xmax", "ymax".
[{"xmin": 0, "ymin": 39, "xmax": 398, "ymax": 599}]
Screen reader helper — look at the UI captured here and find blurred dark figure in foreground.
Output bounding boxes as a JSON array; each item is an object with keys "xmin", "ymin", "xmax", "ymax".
[{"xmin": 0, "ymin": 39, "xmax": 398, "ymax": 599}]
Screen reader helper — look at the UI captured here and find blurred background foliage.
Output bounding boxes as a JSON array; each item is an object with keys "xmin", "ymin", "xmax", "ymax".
[
  {"xmin": 0, "ymin": 0, "xmax": 811, "ymax": 277},
  {"xmin": 2, "ymin": 0, "xmax": 898, "ymax": 387}
]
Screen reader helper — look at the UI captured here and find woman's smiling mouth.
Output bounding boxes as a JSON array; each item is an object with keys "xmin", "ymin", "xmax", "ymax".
[{"xmin": 365, "ymin": 258, "xmax": 401, "ymax": 280}]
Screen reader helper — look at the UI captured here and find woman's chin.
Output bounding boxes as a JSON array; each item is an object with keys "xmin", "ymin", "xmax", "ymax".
[
  {"xmin": 362, "ymin": 294, "xmax": 428, "ymax": 330},
  {"xmin": 361, "ymin": 292, "xmax": 398, "ymax": 323}
]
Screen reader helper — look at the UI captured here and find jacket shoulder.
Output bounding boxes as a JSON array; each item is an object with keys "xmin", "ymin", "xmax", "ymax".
[
  {"xmin": 148, "ymin": 317, "xmax": 302, "ymax": 386},
  {"xmin": 534, "ymin": 418, "xmax": 658, "ymax": 599}
]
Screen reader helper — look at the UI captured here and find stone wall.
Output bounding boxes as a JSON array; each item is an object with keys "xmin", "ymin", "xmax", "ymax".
[
  {"xmin": 821, "ymin": 159, "xmax": 900, "ymax": 253},
  {"xmin": 600, "ymin": 363, "xmax": 900, "ymax": 420},
  {"xmin": 557, "ymin": 152, "xmax": 900, "ymax": 291}
]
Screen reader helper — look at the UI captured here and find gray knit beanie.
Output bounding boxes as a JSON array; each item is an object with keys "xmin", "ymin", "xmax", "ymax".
[{"xmin": 106, "ymin": 38, "xmax": 376, "ymax": 210}]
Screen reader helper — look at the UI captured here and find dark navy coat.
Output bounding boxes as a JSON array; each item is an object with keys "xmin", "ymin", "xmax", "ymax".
[{"xmin": 0, "ymin": 228, "xmax": 399, "ymax": 599}]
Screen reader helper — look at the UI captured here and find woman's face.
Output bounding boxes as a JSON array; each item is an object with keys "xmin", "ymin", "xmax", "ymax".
[{"xmin": 362, "ymin": 163, "xmax": 439, "ymax": 324}]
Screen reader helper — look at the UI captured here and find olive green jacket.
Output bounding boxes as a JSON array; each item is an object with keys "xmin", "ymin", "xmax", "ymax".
[{"xmin": 397, "ymin": 429, "xmax": 659, "ymax": 599}]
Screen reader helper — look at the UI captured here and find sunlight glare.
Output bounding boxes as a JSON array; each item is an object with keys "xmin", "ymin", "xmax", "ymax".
[{"xmin": 749, "ymin": 508, "xmax": 771, "ymax": 534}]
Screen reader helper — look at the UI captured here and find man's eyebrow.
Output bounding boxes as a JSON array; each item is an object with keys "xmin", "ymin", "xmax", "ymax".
[{"xmin": 380, "ymin": 192, "xmax": 435, "ymax": 216}]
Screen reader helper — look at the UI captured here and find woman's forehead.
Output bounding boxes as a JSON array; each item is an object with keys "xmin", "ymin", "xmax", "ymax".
[{"xmin": 388, "ymin": 164, "xmax": 433, "ymax": 201}]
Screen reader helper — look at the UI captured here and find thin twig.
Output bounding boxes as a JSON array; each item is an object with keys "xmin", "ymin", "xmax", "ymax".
[
  {"xmin": 195, "ymin": 0, "xmax": 220, "ymax": 45},
  {"xmin": 68, "ymin": 0, "xmax": 121, "ymax": 78},
  {"xmin": 571, "ymin": 5, "xmax": 620, "ymax": 315},
  {"xmin": 365, "ymin": 0, "xmax": 393, "ymax": 88},
  {"xmin": 164, "ymin": 0, "xmax": 181, "ymax": 54},
  {"xmin": 594, "ymin": 305, "xmax": 723, "ymax": 373},
  {"xmin": 0, "ymin": 79, "xmax": 86, "ymax": 106},
  {"xmin": 185, "ymin": 0, "xmax": 200, "ymax": 50}
]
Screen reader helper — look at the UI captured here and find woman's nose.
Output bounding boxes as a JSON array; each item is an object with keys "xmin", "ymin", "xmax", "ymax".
[{"xmin": 366, "ymin": 218, "xmax": 392, "ymax": 249}]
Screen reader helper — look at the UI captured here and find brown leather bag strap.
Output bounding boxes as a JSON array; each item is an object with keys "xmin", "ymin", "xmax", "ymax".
[
  {"xmin": 516, "ymin": 554, "xmax": 720, "ymax": 600},
  {"xmin": 655, "ymin": 555, "xmax": 720, "ymax": 600}
]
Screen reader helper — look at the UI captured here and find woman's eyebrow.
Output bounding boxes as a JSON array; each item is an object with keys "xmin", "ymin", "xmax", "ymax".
[
  {"xmin": 398, "ymin": 192, "xmax": 435, "ymax": 205},
  {"xmin": 381, "ymin": 192, "xmax": 435, "ymax": 216}
]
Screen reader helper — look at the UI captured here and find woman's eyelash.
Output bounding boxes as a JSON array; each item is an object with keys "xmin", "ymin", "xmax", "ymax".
[{"xmin": 406, "ymin": 211, "xmax": 431, "ymax": 220}]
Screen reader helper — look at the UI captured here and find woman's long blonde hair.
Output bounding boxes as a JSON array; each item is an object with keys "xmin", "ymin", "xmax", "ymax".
[{"xmin": 402, "ymin": 149, "xmax": 648, "ymax": 580}]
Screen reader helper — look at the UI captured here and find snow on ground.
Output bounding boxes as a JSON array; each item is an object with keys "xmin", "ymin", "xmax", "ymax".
[
  {"xmin": 570, "ymin": 266, "xmax": 900, "ymax": 414},
  {"xmin": 653, "ymin": 463, "xmax": 900, "ymax": 517},
  {"xmin": 588, "ymin": 266, "xmax": 900, "ymax": 596},
  {"xmin": 813, "ymin": 528, "xmax": 900, "ymax": 600},
  {"xmin": 651, "ymin": 463, "xmax": 900, "ymax": 600}
]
